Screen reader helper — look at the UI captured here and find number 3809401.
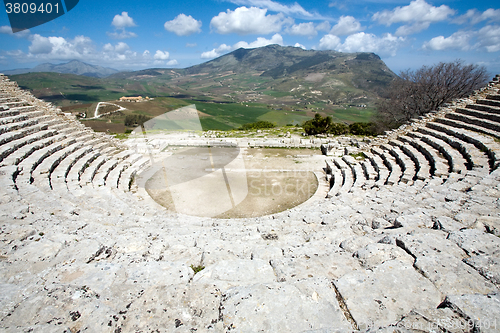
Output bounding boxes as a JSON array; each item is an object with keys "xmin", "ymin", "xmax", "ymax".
[{"xmin": 5, "ymin": 3, "xmax": 59, "ymax": 14}]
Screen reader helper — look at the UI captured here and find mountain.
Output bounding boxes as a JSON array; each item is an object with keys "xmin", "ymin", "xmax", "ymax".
[
  {"xmin": 3, "ymin": 60, "xmax": 119, "ymax": 78},
  {"xmin": 11, "ymin": 45, "xmax": 397, "ymax": 116}
]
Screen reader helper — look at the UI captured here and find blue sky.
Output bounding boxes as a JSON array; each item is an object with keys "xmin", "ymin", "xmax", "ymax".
[{"xmin": 0, "ymin": 0, "xmax": 499, "ymax": 75}]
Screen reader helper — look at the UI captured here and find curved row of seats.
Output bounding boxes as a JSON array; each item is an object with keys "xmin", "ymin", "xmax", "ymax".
[
  {"xmin": 326, "ymin": 75, "xmax": 500, "ymax": 197},
  {"xmin": 0, "ymin": 75, "xmax": 151, "ymax": 214}
]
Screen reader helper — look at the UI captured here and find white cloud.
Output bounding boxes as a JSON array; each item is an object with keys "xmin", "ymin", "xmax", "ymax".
[
  {"xmin": 395, "ymin": 22, "xmax": 430, "ymax": 36},
  {"xmin": 319, "ymin": 34, "xmax": 341, "ymax": 49},
  {"xmin": 29, "ymin": 34, "xmax": 94, "ymax": 57},
  {"xmin": 476, "ymin": 25, "xmax": 500, "ymax": 52},
  {"xmin": 164, "ymin": 14, "xmax": 202, "ymax": 36},
  {"xmin": 210, "ymin": 6, "xmax": 292, "ymax": 35},
  {"xmin": 0, "ymin": 25, "xmax": 31, "ymax": 38},
  {"xmin": 372, "ymin": 0, "xmax": 454, "ymax": 35},
  {"xmin": 234, "ymin": 33, "xmax": 284, "ymax": 48},
  {"xmin": 201, "ymin": 44, "xmax": 232, "ymax": 59},
  {"xmin": 107, "ymin": 30, "xmax": 137, "ymax": 39},
  {"xmin": 294, "ymin": 43, "xmax": 306, "ymax": 49},
  {"xmin": 423, "ymin": 31, "xmax": 472, "ymax": 51},
  {"xmin": 454, "ymin": 9, "xmax": 500, "ymax": 25},
  {"xmin": 166, "ymin": 59, "xmax": 179, "ymax": 66},
  {"xmin": 288, "ymin": 22, "xmax": 316, "ymax": 36},
  {"xmin": 109, "ymin": 12, "xmax": 137, "ymax": 39},
  {"xmin": 316, "ymin": 21, "xmax": 330, "ymax": 32},
  {"xmin": 111, "ymin": 12, "xmax": 137, "ymax": 29},
  {"xmin": 319, "ymin": 32, "xmax": 405, "ymax": 57},
  {"xmin": 228, "ymin": 0, "xmax": 316, "ymax": 18},
  {"xmin": 201, "ymin": 34, "xmax": 283, "ymax": 59},
  {"xmin": 330, "ymin": 16, "xmax": 362, "ymax": 36},
  {"xmin": 154, "ymin": 50, "xmax": 170, "ymax": 60}
]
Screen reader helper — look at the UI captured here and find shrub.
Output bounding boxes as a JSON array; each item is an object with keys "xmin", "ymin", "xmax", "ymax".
[{"xmin": 238, "ymin": 120, "xmax": 276, "ymax": 130}]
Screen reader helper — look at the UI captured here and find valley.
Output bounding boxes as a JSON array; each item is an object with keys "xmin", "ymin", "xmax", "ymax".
[{"xmin": 9, "ymin": 45, "xmax": 395, "ymax": 134}]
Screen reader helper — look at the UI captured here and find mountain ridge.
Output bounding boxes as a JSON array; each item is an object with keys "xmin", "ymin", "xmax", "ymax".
[{"xmin": 2, "ymin": 60, "xmax": 119, "ymax": 78}]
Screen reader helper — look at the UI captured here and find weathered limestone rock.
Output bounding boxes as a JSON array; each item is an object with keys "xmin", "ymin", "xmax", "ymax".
[
  {"xmin": 192, "ymin": 259, "xmax": 276, "ymax": 288},
  {"xmin": 354, "ymin": 243, "xmax": 414, "ymax": 269},
  {"xmin": 334, "ymin": 260, "xmax": 443, "ymax": 329},
  {"xmin": 442, "ymin": 293, "xmax": 500, "ymax": 333},
  {"xmin": 221, "ymin": 279, "xmax": 352, "ymax": 332},
  {"xmin": 464, "ymin": 255, "xmax": 500, "ymax": 285},
  {"xmin": 448, "ymin": 229, "xmax": 500, "ymax": 256}
]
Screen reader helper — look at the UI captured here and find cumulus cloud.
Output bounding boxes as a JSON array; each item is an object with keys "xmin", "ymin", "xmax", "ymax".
[
  {"xmin": 109, "ymin": 12, "xmax": 137, "ymax": 39},
  {"xmin": 316, "ymin": 21, "xmax": 331, "ymax": 32},
  {"xmin": 228, "ymin": 0, "xmax": 316, "ymax": 18},
  {"xmin": 210, "ymin": 7, "xmax": 292, "ymax": 35},
  {"xmin": 319, "ymin": 34, "xmax": 341, "ymax": 49},
  {"xmin": 201, "ymin": 44, "xmax": 232, "ymax": 59},
  {"xmin": 111, "ymin": 12, "xmax": 137, "ymax": 29},
  {"xmin": 6, "ymin": 33, "xmax": 178, "ymax": 68},
  {"xmin": 454, "ymin": 9, "xmax": 500, "ymax": 25},
  {"xmin": 329, "ymin": 16, "xmax": 362, "ymax": 36},
  {"xmin": 201, "ymin": 33, "xmax": 283, "ymax": 59},
  {"xmin": 164, "ymin": 14, "xmax": 202, "ymax": 36},
  {"xmin": 319, "ymin": 32, "xmax": 405, "ymax": 57},
  {"xmin": 423, "ymin": 31, "xmax": 472, "ymax": 51},
  {"xmin": 288, "ymin": 22, "xmax": 316, "ymax": 36},
  {"xmin": 422, "ymin": 25, "xmax": 500, "ymax": 53},
  {"xmin": 154, "ymin": 50, "xmax": 170, "ymax": 60},
  {"xmin": 0, "ymin": 25, "xmax": 31, "ymax": 38},
  {"xmin": 476, "ymin": 25, "xmax": 500, "ymax": 52},
  {"xmin": 29, "ymin": 34, "xmax": 94, "ymax": 57},
  {"xmin": 372, "ymin": 0, "xmax": 455, "ymax": 35},
  {"xmin": 294, "ymin": 43, "xmax": 306, "ymax": 49}
]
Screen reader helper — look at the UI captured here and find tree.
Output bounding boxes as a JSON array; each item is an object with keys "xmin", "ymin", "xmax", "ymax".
[
  {"xmin": 302, "ymin": 114, "xmax": 349, "ymax": 136},
  {"xmin": 375, "ymin": 60, "xmax": 489, "ymax": 131}
]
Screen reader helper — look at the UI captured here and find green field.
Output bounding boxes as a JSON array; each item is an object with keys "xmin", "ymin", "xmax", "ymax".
[{"xmin": 12, "ymin": 72, "xmax": 379, "ymax": 134}]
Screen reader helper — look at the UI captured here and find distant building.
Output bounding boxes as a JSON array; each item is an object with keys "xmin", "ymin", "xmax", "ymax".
[{"xmin": 120, "ymin": 96, "xmax": 144, "ymax": 102}]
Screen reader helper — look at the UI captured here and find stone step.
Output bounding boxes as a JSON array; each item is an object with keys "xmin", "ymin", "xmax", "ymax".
[
  {"xmin": 419, "ymin": 125, "xmax": 483, "ymax": 170},
  {"xmin": 1, "ymin": 128, "xmax": 78, "ymax": 166},
  {"xmin": 457, "ymin": 107, "xmax": 500, "ymax": 123},
  {"xmin": 363, "ymin": 151, "xmax": 389, "ymax": 187},
  {"xmin": 342, "ymin": 155, "xmax": 366, "ymax": 190},
  {"xmin": 389, "ymin": 140, "xmax": 431, "ymax": 181},
  {"xmin": 67, "ymin": 146, "xmax": 117, "ymax": 186},
  {"xmin": 50, "ymin": 142, "xmax": 99, "ymax": 187},
  {"xmin": 360, "ymin": 159, "xmax": 377, "ymax": 187},
  {"xmin": 31, "ymin": 148, "xmax": 86, "ymax": 193},
  {"xmin": 381, "ymin": 144, "xmax": 415, "ymax": 184},
  {"xmin": 435, "ymin": 116, "xmax": 500, "ymax": 140},
  {"xmin": 486, "ymin": 94, "xmax": 500, "ymax": 101},
  {"xmin": 0, "ymin": 118, "xmax": 40, "ymax": 135},
  {"xmin": 409, "ymin": 131, "xmax": 467, "ymax": 175},
  {"xmin": 32, "ymin": 137, "xmax": 95, "ymax": 190},
  {"xmin": 426, "ymin": 121, "xmax": 500, "ymax": 171},
  {"xmin": 398, "ymin": 135, "xmax": 448, "ymax": 178},
  {"xmin": 14, "ymin": 136, "xmax": 77, "ymax": 186},
  {"xmin": 118, "ymin": 156, "xmax": 151, "ymax": 191},
  {"xmin": 446, "ymin": 111, "xmax": 500, "ymax": 134},
  {"xmin": 0, "ymin": 128, "xmax": 57, "ymax": 164},
  {"xmin": 326, "ymin": 165, "xmax": 343, "ymax": 198},
  {"xmin": 371, "ymin": 147, "xmax": 402, "ymax": 186},
  {"xmin": 333, "ymin": 157, "xmax": 353, "ymax": 194},
  {"xmin": 92, "ymin": 150, "xmax": 132, "ymax": 187},
  {"xmin": 105, "ymin": 153, "xmax": 143, "ymax": 189},
  {"xmin": 466, "ymin": 103, "xmax": 500, "ymax": 115},
  {"xmin": 477, "ymin": 98, "xmax": 500, "ymax": 108}
]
